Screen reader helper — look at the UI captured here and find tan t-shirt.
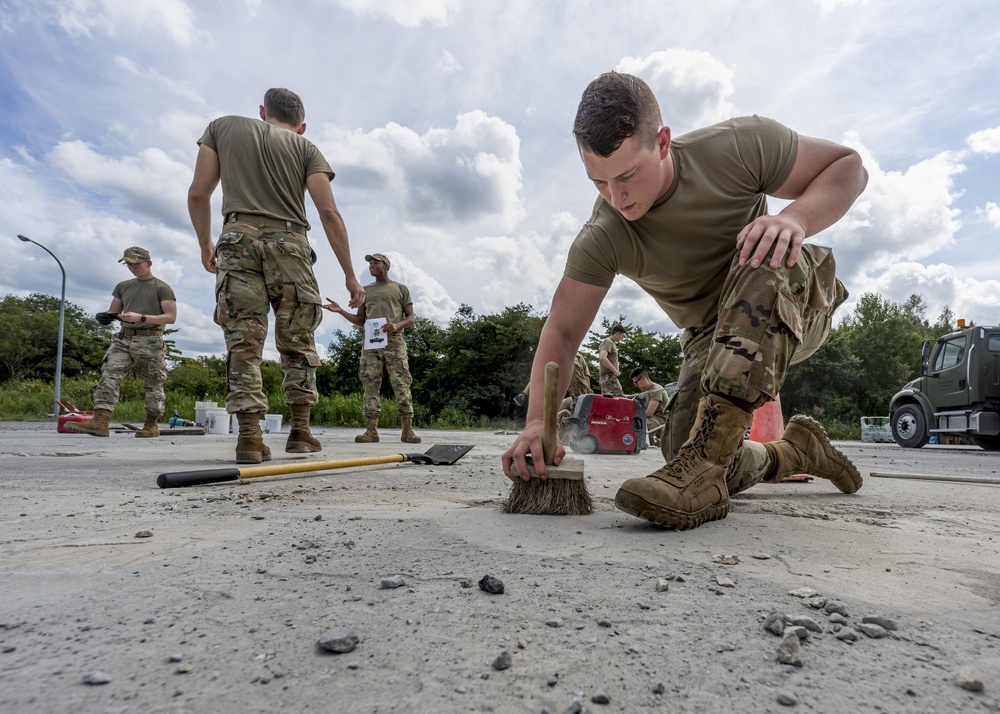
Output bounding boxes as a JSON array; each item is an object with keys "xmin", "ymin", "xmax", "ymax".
[
  {"xmin": 643, "ymin": 382, "xmax": 669, "ymax": 419},
  {"xmin": 599, "ymin": 336, "xmax": 618, "ymax": 375},
  {"xmin": 363, "ymin": 280, "xmax": 412, "ymax": 324},
  {"xmin": 198, "ymin": 116, "xmax": 334, "ymax": 230},
  {"xmin": 565, "ymin": 116, "xmax": 798, "ymax": 330},
  {"xmin": 113, "ymin": 277, "xmax": 175, "ymax": 333}
]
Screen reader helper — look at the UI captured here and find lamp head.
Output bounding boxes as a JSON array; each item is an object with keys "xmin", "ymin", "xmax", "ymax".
[{"xmin": 17, "ymin": 234, "xmax": 31, "ymax": 242}]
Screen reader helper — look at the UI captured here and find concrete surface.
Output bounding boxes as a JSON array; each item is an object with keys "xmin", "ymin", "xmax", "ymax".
[{"xmin": 1, "ymin": 422, "xmax": 999, "ymax": 713}]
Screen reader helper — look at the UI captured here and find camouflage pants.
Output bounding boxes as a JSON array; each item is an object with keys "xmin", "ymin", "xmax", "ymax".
[
  {"xmin": 359, "ymin": 333, "xmax": 414, "ymax": 418},
  {"xmin": 599, "ymin": 372, "xmax": 624, "ymax": 397},
  {"xmin": 660, "ymin": 245, "xmax": 847, "ymax": 493},
  {"xmin": 93, "ymin": 334, "xmax": 167, "ymax": 415},
  {"xmin": 214, "ymin": 223, "xmax": 322, "ymax": 413}
]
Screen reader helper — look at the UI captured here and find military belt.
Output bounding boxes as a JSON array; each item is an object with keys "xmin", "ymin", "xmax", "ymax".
[
  {"xmin": 118, "ymin": 328, "xmax": 161, "ymax": 338},
  {"xmin": 226, "ymin": 213, "xmax": 306, "ymax": 236}
]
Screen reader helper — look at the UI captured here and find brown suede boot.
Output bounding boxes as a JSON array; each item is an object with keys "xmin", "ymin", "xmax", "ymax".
[
  {"xmin": 65, "ymin": 408, "xmax": 112, "ymax": 437},
  {"xmin": 236, "ymin": 411, "xmax": 271, "ymax": 464},
  {"xmin": 286, "ymin": 404, "xmax": 322, "ymax": 453},
  {"xmin": 763, "ymin": 415, "xmax": 863, "ymax": 493},
  {"xmin": 135, "ymin": 411, "xmax": 161, "ymax": 438},
  {"xmin": 400, "ymin": 416, "xmax": 421, "ymax": 444},
  {"xmin": 615, "ymin": 394, "xmax": 754, "ymax": 530},
  {"xmin": 355, "ymin": 417, "xmax": 379, "ymax": 443}
]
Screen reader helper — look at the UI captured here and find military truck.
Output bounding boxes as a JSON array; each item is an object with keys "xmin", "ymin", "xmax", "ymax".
[{"xmin": 889, "ymin": 322, "xmax": 1000, "ymax": 450}]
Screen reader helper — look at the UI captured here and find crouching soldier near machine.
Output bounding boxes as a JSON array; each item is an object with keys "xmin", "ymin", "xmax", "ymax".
[
  {"xmin": 631, "ymin": 367, "xmax": 669, "ymax": 446},
  {"xmin": 67, "ymin": 246, "xmax": 176, "ymax": 438}
]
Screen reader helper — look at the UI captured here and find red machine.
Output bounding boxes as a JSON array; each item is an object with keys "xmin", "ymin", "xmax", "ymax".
[{"xmin": 564, "ymin": 394, "xmax": 646, "ymax": 455}]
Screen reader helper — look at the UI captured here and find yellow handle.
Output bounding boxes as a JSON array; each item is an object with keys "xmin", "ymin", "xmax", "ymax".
[
  {"xmin": 237, "ymin": 454, "xmax": 407, "ymax": 480},
  {"xmin": 542, "ymin": 361, "xmax": 559, "ymax": 466}
]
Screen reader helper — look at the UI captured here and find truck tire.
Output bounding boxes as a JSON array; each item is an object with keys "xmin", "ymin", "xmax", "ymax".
[
  {"xmin": 891, "ymin": 404, "xmax": 929, "ymax": 448},
  {"xmin": 972, "ymin": 435, "xmax": 1000, "ymax": 451}
]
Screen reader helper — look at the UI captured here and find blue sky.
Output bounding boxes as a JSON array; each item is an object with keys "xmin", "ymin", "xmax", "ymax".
[{"xmin": 2, "ymin": 0, "xmax": 998, "ymax": 360}]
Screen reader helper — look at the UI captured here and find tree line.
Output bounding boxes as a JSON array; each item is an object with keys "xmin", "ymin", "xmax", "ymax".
[{"xmin": 0, "ymin": 291, "xmax": 965, "ymax": 432}]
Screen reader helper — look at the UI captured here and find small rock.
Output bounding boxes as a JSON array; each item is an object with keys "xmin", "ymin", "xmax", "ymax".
[
  {"xmin": 379, "ymin": 576, "xmax": 405, "ymax": 590},
  {"xmin": 829, "ymin": 613, "xmax": 849, "ymax": 625},
  {"xmin": 492, "ymin": 651, "xmax": 512, "ymax": 671},
  {"xmin": 954, "ymin": 667, "xmax": 985, "ymax": 692},
  {"xmin": 652, "ymin": 682, "xmax": 666, "ymax": 695},
  {"xmin": 784, "ymin": 625, "xmax": 809, "ymax": 641},
  {"xmin": 459, "ymin": 579, "xmax": 473, "ymax": 588},
  {"xmin": 858, "ymin": 623, "xmax": 888, "ymax": 639},
  {"xmin": 318, "ymin": 628, "xmax": 359, "ymax": 653},
  {"xmin": 517, "ymin": 639, "xmax": 528, "ymax": 649},
  {"xmin": 597, "ymin": 620, "xmax": 612, "ymax": 628},
  {"xmin": 135, "ymin": 530, "xmax": 153, "ymax": 538},
  {"xmin": 835, "ymin": 627, "xmax": 858, "ymax": 643},
  {"xmin": 752, "ymin": 553, "xmax": 772, "ymax": 560},
  {"xmin": 716, "ymin": 576, "xmax": 735, "ymax": 588},
  {"xmin": 805, "ymin": 596, "xmax": 828, "ymax": 609},
  {"xmin": 564, "ymin": 702, "xmax": 582, "ymax": 714},
  {"xmin": 82, "ymin": 671, "xmax": 112, "ymax": 685},
  {"xmin": 787, "ymin": 587, "xmax": 820, "ymax": 598},
  {"xmin": 862, "ymin": 615, "xmax": 897, "ymax": 631},
  {"xmin": 824, "ymin": 600, "xmax": 848, "ymax": 616},
  {"xmin": 712, "ymin": 554, "xmax": 740, "ymax": 565},
  {"xmin": 167, "ymin": 653, "xmax": 184, "ymax": 663},
  {"xmin": 655, "ymin": 578, "xmax": 670, "ymax": 593},
  {"xmin": 777, "ymin": 691, "xmax": 799, "ymax": 706},
  {"xmin": 175, "ymin": 661, "xmax": 193, "ymax": 674},
  {"xmin": 314, "ymin": 514, "xmax": 322, "ymax": 521},
  {"xmin": 674, "ymin": 575, "xmax": 686, "ymax": 583},
  {"xmin": 776, "ymin": 632, "xmax": 803, "ymax": 667},
  {"xmin": 764, "ymin": 609, "xmax": 787, "ymax": 636},
  {"xmin": 546, "ymin": 619, "xmax": 564, "ymax": 628},
  {"xmin": 591, "ymin": 691, "xmax": 611, "ymax": 704},
  {"xmin": 788, "ymin": 615, "xmax": 822, "ymax": 632},
  {"xmin": 478, "ymin": 575, "xmax": 504, "ymax": 594}
]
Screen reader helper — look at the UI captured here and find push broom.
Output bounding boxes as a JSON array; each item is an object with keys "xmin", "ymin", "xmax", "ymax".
[{"xmin": 502, "ymin": 361, "xmax": 593, "ymax": 515}]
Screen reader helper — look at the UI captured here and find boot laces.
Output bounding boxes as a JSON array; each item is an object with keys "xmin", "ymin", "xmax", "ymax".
[{"xmin": 657, "ymin": 401, "xmax": 723, "ymax": 481}]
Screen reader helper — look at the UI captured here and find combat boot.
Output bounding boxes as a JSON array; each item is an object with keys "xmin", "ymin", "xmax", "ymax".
[
  {"xmin": 615, "ymin": 394, "xmax": 753, "ymax": 530},
  {"xmin": 286, "ymin": 404, "xmax": 322, "ymax": 453},
  {"xmin": 763, "ymin": 415, "xmax": 863, "ymax": 493},
  {"xmin": 236, "ymin": 411, "xmax": 271, "ymax": 464},
  {"xmin": 400, "ymin": 416, "xmax": 421, "ymax": 444},
  {"xmin": 355, "ymin": 417, "xmax": 379, "ymax": 443},
  {"xmin": 135, "ymin": 411, "xmax": 161, "ymax": 438},
  {"xmin": 65, "ymin": 408, "xmax": 112, "ymax": 437}
]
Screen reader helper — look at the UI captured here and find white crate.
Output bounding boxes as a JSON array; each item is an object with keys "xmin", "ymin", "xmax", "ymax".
[{"xmin": 860, "ymin": 416, "xmax": 893, "ymax": 443}]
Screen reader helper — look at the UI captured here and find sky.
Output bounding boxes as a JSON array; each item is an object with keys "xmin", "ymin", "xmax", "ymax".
[{"xmin": 2, "ymin": 0, "xmax": 998, "ymax": 362}]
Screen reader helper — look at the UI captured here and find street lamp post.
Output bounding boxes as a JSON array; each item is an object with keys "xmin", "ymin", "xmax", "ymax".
[{"xmin": 18, "ymin": 235, "xmax": 67, "ymax": 420}]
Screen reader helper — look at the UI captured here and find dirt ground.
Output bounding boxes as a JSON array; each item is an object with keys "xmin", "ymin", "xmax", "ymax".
[{"xmin": 1, "ymin": 421, "xmax": 998, "ymax": 714}]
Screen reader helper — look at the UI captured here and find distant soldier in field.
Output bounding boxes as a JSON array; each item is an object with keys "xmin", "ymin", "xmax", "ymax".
[
  {"xmin": 323, "ymin": 253, "xmax": 421, "ymax": 444},
  {"xmin": 598, "ymin": 324, "xmax": 626, "ymax": 396},
  {"xmin": 67, "ymin": 246, "xmax": 176, "ymax": 438}
]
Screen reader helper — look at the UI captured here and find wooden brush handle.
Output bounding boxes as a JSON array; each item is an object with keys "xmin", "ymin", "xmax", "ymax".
[{"xmin": 542, "ymin": 361, "xmax": 559, "ymax": 466}]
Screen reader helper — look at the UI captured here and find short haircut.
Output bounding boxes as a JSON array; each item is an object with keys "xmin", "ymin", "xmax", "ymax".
[
  {"xmin": 263, "ymin": 88, "xmax": 305, "ymax": 126},
  {"xmin": 630, "ymin": 367, "xmax": 647, "ymax": 380},
  {"xmin": 573, "ymin": 72, "xmax": 663, "ymax": 157},
  {"xmin": 612, "ymin": 324, "xmax": 626, "ymax": 335}
]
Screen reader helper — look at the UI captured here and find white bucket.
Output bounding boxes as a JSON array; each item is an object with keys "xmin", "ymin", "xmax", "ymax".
[
  {"xmin": 205, "ymin": 407, "xmax": 229, "ymax": 435},
  {"xmin": 231, "ymin": 413, "xmax": 239, "ymax": 435},
  {"xmin": 195, "ymin": 401, "xmax": 218, "ymax": 427},
  {"xmin": 264, "ymin": 414, "xmax": 283, "ymax": 434}
]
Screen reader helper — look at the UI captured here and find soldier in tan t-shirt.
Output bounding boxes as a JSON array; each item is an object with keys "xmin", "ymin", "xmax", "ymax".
[
  {"xmin": 323, "ymin": 252, "xmax": 421, "ymax": 445},
  {"xmin": 503, "ymin": 71, "xmax": 869, "ymax": 531}
]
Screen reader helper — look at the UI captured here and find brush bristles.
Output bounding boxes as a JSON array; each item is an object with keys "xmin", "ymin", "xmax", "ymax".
[{"xmin": 501, "ymin": 477, "xmax": 594, "ymax": 516}]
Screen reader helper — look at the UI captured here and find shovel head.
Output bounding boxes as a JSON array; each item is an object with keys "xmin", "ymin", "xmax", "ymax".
[{"xmin": 406, "ymin": 444, "xmax": 475, "ymax": 465}]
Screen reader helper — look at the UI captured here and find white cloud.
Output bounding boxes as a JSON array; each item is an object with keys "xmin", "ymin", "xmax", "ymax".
[
  {"xmin": 967, "ymin": 126, "xmax": 1000, "ymax": 154},
  {"xmin": 53, "ymin": 0, "xmax": 200, "ymax": 46},
  {"xmin": 316, "ymin": 110, "xmax": 524, "ymax": 232},
  {"xmin": 332, "ymin": 0, "xmax": 461, "ymax": 27},
  {"xmin": 616, "ymin": 49, "xmax": 737, "ymax": 134},
  {"xmin": 47, "ymin": 141, "xmax": 193, "ymax": 226},
  {"xmin": 439, "ymin": 49, "xmax": 462, "ymax": 74}
]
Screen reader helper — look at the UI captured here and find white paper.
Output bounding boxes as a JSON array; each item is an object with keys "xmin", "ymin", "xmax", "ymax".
[{"xmin": 364, "ymin": 318, "xmax": 388, "ymax": 349}]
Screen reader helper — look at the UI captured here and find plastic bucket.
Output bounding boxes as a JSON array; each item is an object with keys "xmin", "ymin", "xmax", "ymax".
[
  {"xmin": 195, "ymin": 401, "xmax": 218, "ymax": 427},
  {"xmin": 264, "ymin": 414, "xmax": 283, "ymax": 434},
  {"xmin": 205, "ymin": 407, "xmax": 229, "ymax": 435}
]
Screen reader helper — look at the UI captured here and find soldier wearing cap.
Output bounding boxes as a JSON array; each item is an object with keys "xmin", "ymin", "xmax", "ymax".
[
  {"xmin": 187, "ymin": 87, "xmax": 365, "ymax": 464},
  {"xmin": 66, "ymin": 246, "xmax": 177, "ymax": 438},
  {"xmin": 323, "ymin": 252, "xmax": 421, "ymax": 444}
]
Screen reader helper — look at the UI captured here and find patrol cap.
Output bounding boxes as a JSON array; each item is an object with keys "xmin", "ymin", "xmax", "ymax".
[
  {"xmin": 365, "ymin": 253, "xmax": 390, "ymax": 268},
  {"xmin": 119, "ymin": 246, "xmax": 151, "ymax": 264}
]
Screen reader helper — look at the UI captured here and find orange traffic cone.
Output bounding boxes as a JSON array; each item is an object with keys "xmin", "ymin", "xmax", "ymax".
[{"xmin": 748, "ymin": 394, "xmax": 784, "ymax": 443}]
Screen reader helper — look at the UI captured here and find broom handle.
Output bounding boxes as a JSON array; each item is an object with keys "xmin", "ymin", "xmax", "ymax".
[{"xmin": 542, "ymin": 361, "xmax": 559, "ymax": 466}]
